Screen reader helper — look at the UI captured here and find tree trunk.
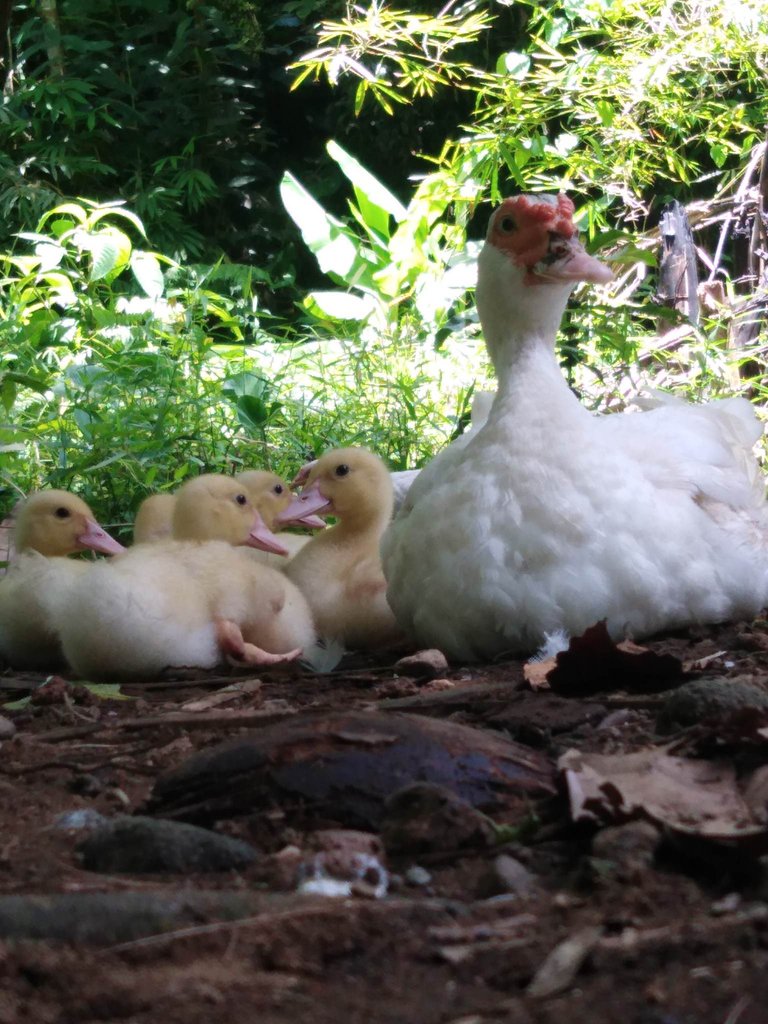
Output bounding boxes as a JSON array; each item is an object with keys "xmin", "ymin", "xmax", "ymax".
[
  {"xmin": 39, "ymin": 0, "xmax": 65, "ymax": 77},
  {"xmin": 657, "ymin": 199, "xmax": 699, "ymax": 331},
  {"xmin": 0, "ymin": 0, "xmax": 16, "ymax": 91}
]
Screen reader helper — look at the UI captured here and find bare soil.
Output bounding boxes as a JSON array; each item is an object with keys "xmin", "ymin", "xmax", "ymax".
[{"xmin": 2, "ymin": 619, "xmax": 768, "ymax": 1024}]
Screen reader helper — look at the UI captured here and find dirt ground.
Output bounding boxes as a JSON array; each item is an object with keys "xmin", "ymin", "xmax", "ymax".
[{"xmin": 2, "ymin": 619, "xmax": 768, "ymax": 1024}]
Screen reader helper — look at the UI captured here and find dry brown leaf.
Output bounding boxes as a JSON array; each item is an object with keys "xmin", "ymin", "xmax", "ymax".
[
  {"xmin": 523, "ymin": 657, "xmax": 556, "ymax": 690},
  {"xmin": 560, "ymin": 747, "xmax": 768, "ymax": 841},
  {"xmin": 545, "ymin": 621, "xmax": 684, "ymax": 696}
]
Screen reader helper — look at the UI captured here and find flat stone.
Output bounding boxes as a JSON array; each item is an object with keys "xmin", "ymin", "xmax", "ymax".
[
  {"xmin": 591, "ymin": 821, "xmax": 660, "ymax": 879},
  {"xmin": 0, "ymin": 714, "xmax": 16, "ymax": 738},
  {"xmin": 394, "ymin": 649, "xmax": 449, "ymax": 679},
  {"xmin": 492, "ymin": 854, "xmax": 536, "ymax": 896},
  {"xmin": 381, "ymin": 782, "xmax": 496, "ymax": 854},
  {"xmin": 77, "ymin": 814, "xmax": 258, "ymax": 874},
  {"xmin": 404, "ymin": 865, "xmax": 432, "ymax": 887},
  {"xmin": 656, "ymin": 677, "xmax": 768, "ymax": 732},
  {"xmin": 0, "ymin": 891, "xmax": 313, "ymax": 944}
]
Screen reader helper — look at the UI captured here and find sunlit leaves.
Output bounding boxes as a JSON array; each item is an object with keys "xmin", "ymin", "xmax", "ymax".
[{"xmin": 290, "ymin": 4, "xmax": 494, "ymax": 110}]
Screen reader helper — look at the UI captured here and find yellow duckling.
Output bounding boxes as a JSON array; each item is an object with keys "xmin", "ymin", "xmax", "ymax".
[
  {"xmin": 57, "ymin": 474, "xmax": 315, "ymax": 679},
  {"xmin": 276, "ymin": 448, "xmax": 403, "ymax": 650},
  {"xmin": 0, "ymin": 490, "xmax": 125, "ymax": 669},
  {"xmin": 236, "ymin": 468, "xmax": 325, "ymax": 564},
  {"xmin": 132, "ymin": 470, "xmax": 323, "ymax": 558},
  {"xmin": 133, "ymin": 493, "xmax": 176, "ymax": 544}
]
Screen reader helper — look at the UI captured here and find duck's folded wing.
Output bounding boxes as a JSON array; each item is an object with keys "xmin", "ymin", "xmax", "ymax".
[{"xmin": 600, "ymin": 392, "xmax": 765, "ymax": 510}]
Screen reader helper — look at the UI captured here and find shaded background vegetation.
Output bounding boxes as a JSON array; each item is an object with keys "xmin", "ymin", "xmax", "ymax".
[{"xmin": 0, "ymin": 0, "xmax": 766, "ymax": 534}]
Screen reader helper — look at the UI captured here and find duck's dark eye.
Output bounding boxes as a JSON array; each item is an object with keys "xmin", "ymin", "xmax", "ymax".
[
  {"xmin": 235, "ymin": 493, "xmax": 248, "ymax": 506},
  {"xmin": 335, "ymin": 464, "xmax": 350, "ymax": 477},
  {"xmin": 54, "ymin": 507, "xmax": 71, "ymax": 519},
  {"xmin": 273, "ymin": 484, "xmax": 284, "ymax": 495},
  {"xmin": 499, "ymin": 215, "xmax": 516, "ymax": 233}
]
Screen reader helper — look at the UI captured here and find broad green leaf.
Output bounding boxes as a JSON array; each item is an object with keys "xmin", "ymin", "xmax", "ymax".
[
  {"xmin": 90, "ymin": 228, "xmax": 132, "ymax": 282},
  {"xmin": 305, "ymin": 290, "xmax": 377, "ymax": 321},
  {"xmin": 37, "ymin": 203, "xmax": 87, "ymax": 230},
  {"xmin": 280, "ymin": 172, "xmax": 359, "ymax": 279},
  {"xmin": 223, "ymin": 372, "xmax": 269, "ymax": 400},
  {"xmin": 87, "ymin": 205, "xmax": 147, "ymax": 238},
  {"xmin": 237, "ymin": 394, "xmax": 270, "ymax": 430},
  {"xmin": 131, "ymin": 251, "xmax": 165, "ymax": 298},
  {"xmin": 327, "ymin": 139, "xmax": 407, "ymax": 237},
  {"xmin": 497, "ymin": 51, "xmax": 531, "ymax": 79}
]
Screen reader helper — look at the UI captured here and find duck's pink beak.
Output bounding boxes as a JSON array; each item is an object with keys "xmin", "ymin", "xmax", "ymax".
[
  {"xmin": 291, "ymin": 513, "xmax": 327, "ymax": 530},
  {"xmin": 290, "ymin": 460, "xmax": 317, "ymax": 488},
  {"xmin": 77, "ymin": 518, "xmax": 126, "ymax": 556},
  {"xmin": 532, "ymin": 235, "xmax": 613, "ymax": 286},
  {"xmin": 275, "ymin": 481, "xmax": 332, "ymax": 526},
  {"xmin": 245, "ymin": 510, "xmax": 289, "ymax": 557}
]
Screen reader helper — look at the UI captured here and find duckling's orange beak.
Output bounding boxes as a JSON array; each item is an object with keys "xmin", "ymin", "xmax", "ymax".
[
  {"xmin": 245, "ymin": 510, "xmax": 290, "ymax": 557},
  {"xmin": 77, "ymin": 518, "xmax": 126, "ymax": 556},
  {"xmin": 275, "ymin": 481, "xmax": 332, "ymax": 525}
]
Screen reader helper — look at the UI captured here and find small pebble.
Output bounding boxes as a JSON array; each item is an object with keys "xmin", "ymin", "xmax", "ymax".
[
  {"xmin": 405, "ymin": 865, "xmax": 432, "ymax": 887},
  {"xmin": 710, "ymin": 892, "xmax": 741, "ymax": 916},
  {"xmin": 53, "ymin": 809, "xmax": 108, "ymax": 832},
  {"xmin": 492, "ymin": 854, "xmax": 536, "ymax": 896},
  {"xmin": 394, "ymin": 649, "xmax": 449, "ymax": 680},
  {"xmin": 591, "ymin": 821, "xmax": 659, "ymax": 879}
]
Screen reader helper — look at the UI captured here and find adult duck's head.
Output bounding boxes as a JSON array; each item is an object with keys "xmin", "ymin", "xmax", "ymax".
[
  {"xmin": 477, "ymin": 194, "xmax": 613, "ymax": 371},
  {"xmin": 14, "ymin": 490, "xmax": 125, "ymax": 557},
  {"xmin": 172, "ymin": 473, "xmax": 289, "ymax": 556},
  {"xmin": 276, "ymin": 448, "xmax": 394, "ymax": 533}
]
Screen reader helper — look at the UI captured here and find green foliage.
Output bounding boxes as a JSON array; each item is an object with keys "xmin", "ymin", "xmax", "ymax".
[
  {"xmin": 0, "ymin": 0, "xmax": 317, "ymax": 261},
  {"xmin": 292, "ymin": 4, "xmax": 494, "ymax": 114},
  {"xmin": 2, "ymin": 0, "xmax": 767, "ymax": 533},
  {"xmin": 292, "ymin": 0, "xmax": 768, "ymax": 410},
  {"xmin": 0, "ymin": 189, "xmax": 492, "ymax": 529},
  {"xmin": 0, "ymin": 200, "xmax": 251, "ymax": 524}
]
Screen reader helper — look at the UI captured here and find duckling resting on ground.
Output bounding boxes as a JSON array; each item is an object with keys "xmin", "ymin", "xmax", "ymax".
[
  {"xmin": 236, "ymin": 469, "xmax": 325, "ymax": 564},
  {"xmin": 0, "ymin": 490, "xmax": 125, "ymax": 669},
  {"xmin": 133, "ymin": 493, "xmax": 176, "ymax": 544},
  {"xmin": 57, "ymin": 474, "xmax": 315, "ymax": 679},
  {"xmin": 276, "ymin": 448, "xmax": 403, "ymax": 651},
  {"xmin": 132, "ymin": 470, "xmax": 323, "ymax": 560}
]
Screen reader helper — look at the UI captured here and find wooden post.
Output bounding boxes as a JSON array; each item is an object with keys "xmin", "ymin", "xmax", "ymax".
[{"xmin": 657, "ymin": 199, "xmax": 699, "ymax": 332}]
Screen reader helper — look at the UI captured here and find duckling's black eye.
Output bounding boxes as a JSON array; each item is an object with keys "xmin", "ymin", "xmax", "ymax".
[
  {"xmin": 499, "ymin": 215, "xmax": 516, "ymax": 233},
  {"xmin": 335, "ymin": 464, "xmax": 350, "ymax": 477},
  {"xmin": 235, "ymin": 493, "xmax": 248, "ymax": 506},
  {"xmin": 273, "ymin": 484, "xmax": 284, "ymax": 495},
  {"xmin": 54, "ymin": 507, "xmax": 71, "ymax": 519}
]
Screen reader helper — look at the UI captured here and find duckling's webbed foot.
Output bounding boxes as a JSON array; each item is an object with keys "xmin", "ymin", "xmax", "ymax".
[{"xmin": 215, "ymin": 618, "xmax": 301, "ymax": 667}]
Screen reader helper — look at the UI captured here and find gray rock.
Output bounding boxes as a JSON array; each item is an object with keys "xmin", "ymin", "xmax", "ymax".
[
  {"xmin": 381, "ymin": 782, "xmax": 496, "ymax": 854},
  {"xmin": 0, "ymin": 891, "xmax": 310, "ymax": 944},
  {"xmin": 591, "ymin": 821, "xmax": 659, "ymax": 879},
  {"xmin": 404, "ymin": 865, "xmax": 432, "ymax": 887},
  {"xmin": 656, "ymin": 677, "xmax": 768, "ymax": 732},
  {"xmin": 394, "ymin": 649, "xmax": 449, "ymax": 679},
  {"xmin": 0, "ymin": 714, "xmax": 16, "ymax": 739},
  {"xmin": 77, "ymin": 814, "xmax": 258, "ymax": 874},
  {"xmin": 492, "ymin": 853, "xmax": 536, "ymax": 896}
]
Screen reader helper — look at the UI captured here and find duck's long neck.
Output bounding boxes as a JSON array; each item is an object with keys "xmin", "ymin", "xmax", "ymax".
[{"xmin": 476, "ymin": 247, "xmax": 580, "ymax": 415}]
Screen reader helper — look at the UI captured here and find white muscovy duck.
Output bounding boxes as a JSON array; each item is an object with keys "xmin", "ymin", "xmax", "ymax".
[{"xmin": 382, "ymin": 192, "xmax": 768, "ymax": 661}]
